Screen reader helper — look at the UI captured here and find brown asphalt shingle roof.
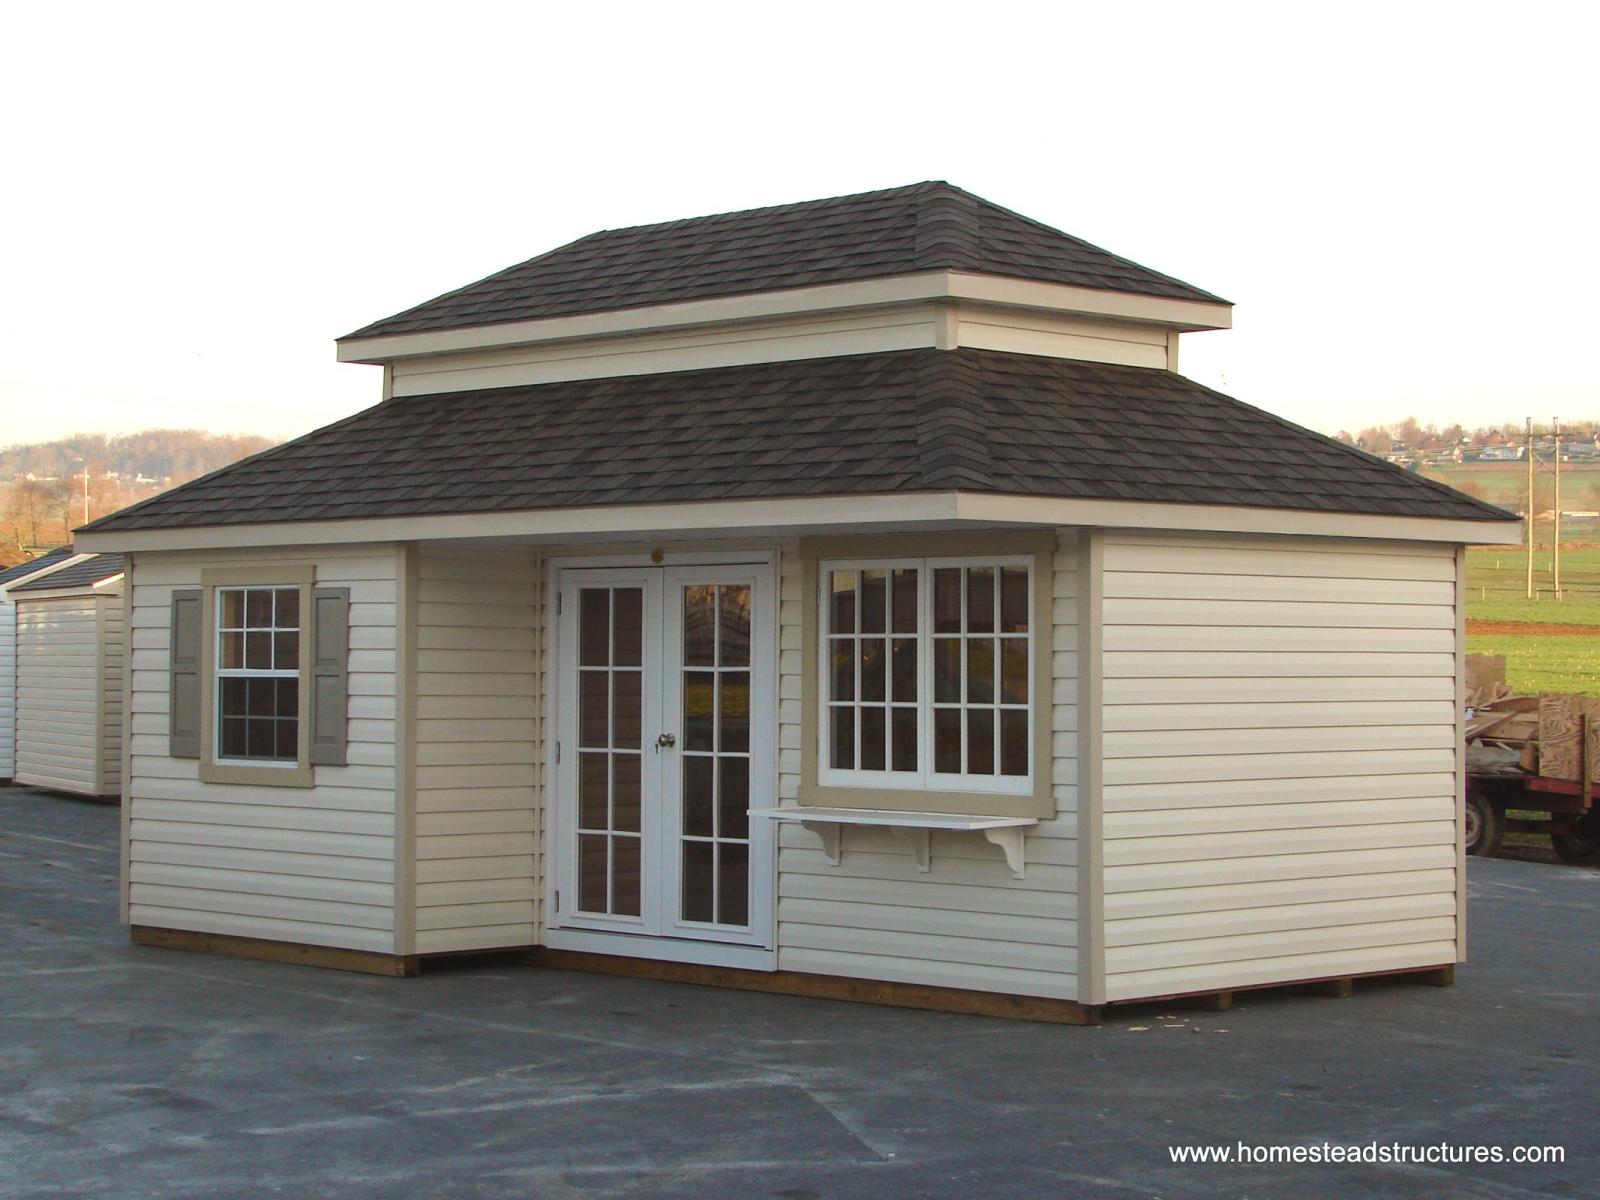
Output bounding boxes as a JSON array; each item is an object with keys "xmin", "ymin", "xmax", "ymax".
[
  {"xmin": 0, "ymin": 546, "xmax": 76, "ymax": 588},
  {"xmin": 85, "ymin": 350, "xmax": 1512, "ymax": 533},
  {"xmin": 8, "ymin": 553, "xmax": 124, "ymax": 592},
  {"xmin": 343, "ymin": 182, "xmax": 1226, "ymax": 341}
]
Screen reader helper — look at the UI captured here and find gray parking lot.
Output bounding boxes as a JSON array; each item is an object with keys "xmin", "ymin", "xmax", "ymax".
[{"xmin": 2, "ymin": 786, "xmax": 1594, "ymax": 1199}]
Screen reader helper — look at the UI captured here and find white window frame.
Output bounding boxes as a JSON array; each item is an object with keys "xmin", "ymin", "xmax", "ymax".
[
  {"xmin": 212, "ymin": 583, "xmax": 304, "ymax": 771},
  {"xmin": 816, "ymin": 554, "xmax": 1035, "ymax": 797}
]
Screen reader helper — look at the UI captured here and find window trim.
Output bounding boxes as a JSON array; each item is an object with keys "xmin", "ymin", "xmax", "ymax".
[
  {"xmin": 198, "ymin": 565, "xmax": 315, "ymax": 788},
  {"xmin": 798, "ymin": 532, "xmax": 1054, "ymax": 819}
]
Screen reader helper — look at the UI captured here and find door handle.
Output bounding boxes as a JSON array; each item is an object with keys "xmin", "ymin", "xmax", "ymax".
[{"xmin": 655, "ymin": 733, "xmax": 677, "ymax": 751}]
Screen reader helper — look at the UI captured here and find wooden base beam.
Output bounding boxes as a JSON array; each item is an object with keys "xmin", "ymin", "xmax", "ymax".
[
  {"xmin": 131, "ymin": 926, "xmax": 418, "ymax": 978},
  {"xmin": 1295, "ymin": 978, "xmax": 1354, "ymax": 999},
  {"xmin": 1180, "ymin": 990, "xmax": 1233, "ymax": 1011},
  {"xmin": 1404, "ymin": 965, "xmax": 1456, "ymax": 987},
  {"xmin": 529, "ymin": 948, "xmax": 1102, "ymax": 1026}
]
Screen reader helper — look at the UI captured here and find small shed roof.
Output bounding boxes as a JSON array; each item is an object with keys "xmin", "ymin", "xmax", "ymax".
[
  {"xmin": 84, "ymin": 350, "xmax": 1511, "ymax": 532},
  {"xmin": 9, "ymin": 553, "xmax": 125, "ymax": 593},
  {"xmin": 0, "ymin": 546, "xmax": 77, "ymax": 588},
  {"xmin": 342, "ymin": 182, "xmax": 1226, "ymax": 341}
]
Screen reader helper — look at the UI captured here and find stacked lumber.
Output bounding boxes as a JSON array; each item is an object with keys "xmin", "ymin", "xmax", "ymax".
[
  {"xmin": 1466, "ymin": 654, "xmax": 1513, "ymax": 708},
  {"xmin": 1537, "ymin": 693, "xmax": 1600, "ymax": 784}
]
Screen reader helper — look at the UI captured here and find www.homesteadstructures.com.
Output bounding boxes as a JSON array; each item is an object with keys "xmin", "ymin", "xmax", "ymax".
[{"xmin": 77, "ymin": 183, "xmax": 1521, "ymax": 1021}]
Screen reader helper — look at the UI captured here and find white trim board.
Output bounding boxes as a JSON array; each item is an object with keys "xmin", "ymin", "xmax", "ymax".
[
  {"xmin": 78, "ymin": 492, "xmax": 1522, "ymax": 554},
  {"xmin": 338, "ymin": 270, "xmax": 1233, "ymax": 364}
]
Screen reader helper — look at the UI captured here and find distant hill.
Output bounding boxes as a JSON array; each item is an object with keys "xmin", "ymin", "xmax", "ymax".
[
  {"xmin": 0, "ymin": 430, "xmax": 278, "ymax": 487},
  {"xmin": 1, "ymin": 429, "xmax": 279, "ymax": 553}
]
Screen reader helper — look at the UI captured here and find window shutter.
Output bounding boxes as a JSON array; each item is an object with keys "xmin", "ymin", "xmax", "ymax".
[
  {"xmin": 309, "ymin": 586, "xmax": 350, "ymax": 766},
  {"xmin": 168, "ymin": 588, "xmax": 202, "ymax": 759}
]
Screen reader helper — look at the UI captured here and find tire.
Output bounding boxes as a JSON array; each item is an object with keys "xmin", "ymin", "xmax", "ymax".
[
  {"xmin": 1465, "ymin": 789, "xmax": 1504, "ymax": 857},
  {"xmin": 1552, "ymin": 813, "xmax": 1600, "ymax": 864}
]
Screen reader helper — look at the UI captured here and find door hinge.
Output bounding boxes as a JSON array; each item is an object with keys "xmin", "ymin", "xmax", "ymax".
[
  {"xmin": 555, "ymin": 741, "xmax": 561, "ymax": 764},
  {"xmin": 554, "ymin": 890, "xmax": 560, "ymax": 913},
  {"xmin": 556, "ymin": 592, "xmax": 563, "ymax": 616}
]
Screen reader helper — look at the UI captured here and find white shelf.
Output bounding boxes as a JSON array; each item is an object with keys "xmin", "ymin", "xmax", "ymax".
[{"xmin": 748, "ymin": 807, "xmax": 1037, "ymax": 878}]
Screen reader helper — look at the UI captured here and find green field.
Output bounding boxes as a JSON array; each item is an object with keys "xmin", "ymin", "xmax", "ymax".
[{"xmin": 1465, "ymin": 545, "xmax": 1600, "ymax": 695}]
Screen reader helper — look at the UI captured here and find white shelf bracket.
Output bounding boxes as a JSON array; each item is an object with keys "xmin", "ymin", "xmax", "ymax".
[
  {"xmin": 801, "ymin": 820, "xmax": 840, "ymax": 866},
  {"xmin": 889, "ymin": 825, "xmax": 932, "ymax": 872},
  {"xmin": 984, "ymin": 826, "xmax": 1027, "ymax": 879}
]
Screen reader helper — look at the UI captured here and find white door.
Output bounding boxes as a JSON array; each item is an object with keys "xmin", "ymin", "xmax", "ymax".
[{"xmin": 551, "ymin": 563, "xmax": 775, "ymax": 956}]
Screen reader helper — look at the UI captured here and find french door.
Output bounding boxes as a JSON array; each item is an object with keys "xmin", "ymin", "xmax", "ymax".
[{"xmin": 550, "ymin": 563, "xmax": 775, "ymax": 956}]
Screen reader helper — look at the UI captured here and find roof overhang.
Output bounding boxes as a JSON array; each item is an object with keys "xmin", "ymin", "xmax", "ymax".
[
  {"xmin": 0, "ymin": 552, "xmax": 93, "ymax": 597},
  {"xmin": 336, "ymin": 271, "xmax": 1233, "ymax": 364},
  {"xmin": 76, "ymin": 492, "xmax": 1521, "ymax": 554},
  {"xmin": 10, "ymin": 574, "xmax": 125, "ymax": 601}
]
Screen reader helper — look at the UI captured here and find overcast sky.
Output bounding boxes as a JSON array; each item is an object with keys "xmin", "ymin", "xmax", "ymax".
[{"xmin": 2, "ymin": 1, "xmax": 1595, "ymax": 448}]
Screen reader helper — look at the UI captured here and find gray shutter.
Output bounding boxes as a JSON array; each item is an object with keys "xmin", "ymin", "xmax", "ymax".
[
  {"xmin": 309, "ymin": 586, "xmax": 349, "ymax": 766},
  {"xmin": 168, "ymin": 588, "xmax": 202, "ymax": 759}
]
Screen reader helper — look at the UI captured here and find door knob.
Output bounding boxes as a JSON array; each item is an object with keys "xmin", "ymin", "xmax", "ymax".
[{"xmin": 655, "ymin": 733, "xmax": 677, "ymax": 750}]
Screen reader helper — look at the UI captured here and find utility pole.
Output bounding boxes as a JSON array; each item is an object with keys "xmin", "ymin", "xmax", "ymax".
[
  {"xmin": 1553, "ymin": 416, "xmax": 1562, "ymax": 599},
  {"xmin": 1525, "ymin": 417, "xmax": 1535, "ymax": 599}
]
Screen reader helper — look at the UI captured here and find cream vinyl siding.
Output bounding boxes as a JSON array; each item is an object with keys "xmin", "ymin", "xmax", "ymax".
[
  {"xmin": 774, "ymin": 532, "xmax": 1080, "ymax": 1000},
  {"xmin": 955, "ymin": 310, "xmax": 1170, "ymax": 369},
  {"xmin": 411, "ymin": 546, "xmax": 542, "ymax": 954},
  {"xmin": 16, "ymin": 591, "xmax": 123, "ymax": 797},
  {"xmin": 1097, "ymin": 533, "xmax": 1460, "ymax": 1002},
  {"xmin": 124, "ymin": 546, "xmax": 399, "ymax": 954},
  {"xmin": 0, "ymin": 601, "xmax": 15, "ymax": 779},
  {"xmin": 100, "ymin": 593, "xmax": 125, "ymax": 795}
]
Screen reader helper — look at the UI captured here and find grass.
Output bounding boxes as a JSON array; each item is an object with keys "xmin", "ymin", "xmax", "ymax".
[{"xmin": 1465, "ymin": 543, "xmax": 1600, "ymax": 695}]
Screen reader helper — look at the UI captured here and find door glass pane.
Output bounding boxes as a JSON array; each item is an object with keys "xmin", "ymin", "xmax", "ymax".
[
  {"xmin": 717, "ymin": 843, "xmax": 749, "ymax": 927},
  {"xmin": 613, "ymin": 754, "xmax": 641, "ymax": 833},
  {"xmin": 682, "ymin": 841, "xmax": 714, "ymax": 923},
  {"xmin": 578, "ymin": 672, "xmax": 609, "ymax": 748},
  {"xmin": 579, "ymin": 589, "xmax": 610, "ymax": 666},
  {"xmin": 933, "ymin": 638, "xmax": 960, "ymax": 703},
  {"xmin": 612, "ymin": 836, "xmax": 641, "ymax": 916},
  {"xmin": 719, "ymin": 757, "xmax": 749, "ymax": 840},
  {"xmin": 684, "ymin": 585, "xmax": 717, "ymax": 666},
  {"xmin": 683, "ymin": 755, "xmax": 714, "ymax": 837},
  {"xmin": 579, "ymin": 834, "xmax": 608, "ymax": 913},
  {"xmin": 579, "ymin": 753, "xmax": 609, "ymax": 829},
  {"xmin": 684, "ymin": 672, "xmax": 715, "ymax": 751},
  {"xmin": 719, "ymin": 586, "xmax": 751, "ymax": 667},
  {"xmin": 574, "ymin": 582, "xmax": 645, "ymax": 918},
  {"xmin": 612, "ymin": 588, "xmax": 643, "ymax": 667},
  {"xmin": 612, "ymin": 671, "xmax": 641, "ymax": 748},
  {"xmin": 719, "ymin": 672, "xmax": 750, "ymax": 753}
]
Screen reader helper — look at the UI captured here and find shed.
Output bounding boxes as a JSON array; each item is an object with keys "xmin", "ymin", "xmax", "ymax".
[
  {"xmin": 78, "ymin": 183, "xmax": 1521, "ymax": 1021},
  {"xmin": 1, "ymin": 547, "xmax": 88, "ymax": 783},
  {"xmin": 11, "ymin": 553, "xmax": 126, "ymax": 799}
]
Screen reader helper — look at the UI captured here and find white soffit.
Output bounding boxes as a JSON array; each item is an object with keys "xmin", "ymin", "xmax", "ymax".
[
  {"xmin": 337, "ymin": 271, "xmax": 1233, "ymax": 364},
  {"xmin": 74, "ymin": 492, "xmax": 1519, "ymax": 554}
]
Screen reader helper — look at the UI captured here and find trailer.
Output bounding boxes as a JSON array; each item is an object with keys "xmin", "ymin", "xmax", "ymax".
[{"xmin": 1466, "ymin": 709, "xmax": 1600, "ymax": 863}]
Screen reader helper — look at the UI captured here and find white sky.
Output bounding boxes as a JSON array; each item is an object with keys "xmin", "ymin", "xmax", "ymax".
[{"xmin": 2, "ymin": 1, "xmax": 1595, "ymax": 447}]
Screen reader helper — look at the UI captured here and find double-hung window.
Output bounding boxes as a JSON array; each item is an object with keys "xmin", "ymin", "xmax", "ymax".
[
  {"xmin": 816, "ymin": 554, "xmax": 1039, "ymax": 800},
  {"xmin": 215, "ymin": 586, "xmax": 301, "ymax": 764}
]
